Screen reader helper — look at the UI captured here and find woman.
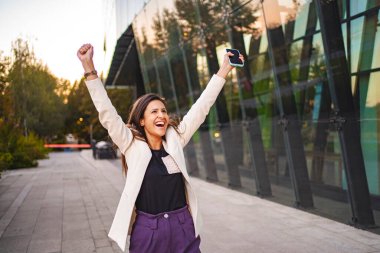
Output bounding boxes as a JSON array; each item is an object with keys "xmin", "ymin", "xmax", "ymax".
[{"xmin": 77, "ymin": 44, "xmax": 243, "ymax": 253}]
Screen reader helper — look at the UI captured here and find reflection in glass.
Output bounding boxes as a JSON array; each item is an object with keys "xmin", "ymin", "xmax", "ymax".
[
  {"xmin": 293, "ymin": 2, "xmax": 310, "ymax": 39},
  {"xmin": 350, "ymin": 17, "xmax": 364, "ymax": 73},
  {"xmin": 360, "ymin": 71, "xmax": 380, "ymax": 195},
  {"xmin": 130, "ymin": 0, "xmax": 380, "ymax": 230},
  {"xmin": 372, "ymin": 12, "xmax": 380, "ymax": 69},
  {"xmin": 350, "ymin": 0, "xmax": 367, "ymax": 16}
]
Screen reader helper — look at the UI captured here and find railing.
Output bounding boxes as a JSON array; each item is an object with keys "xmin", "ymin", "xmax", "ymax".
[{"xmin": 44, "ymin": 144, "xmax": 91, "ymax": 148}]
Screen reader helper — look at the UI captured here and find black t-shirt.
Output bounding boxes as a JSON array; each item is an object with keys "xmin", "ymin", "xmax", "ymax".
[{"xmin": 135, "ymin": 147, "xmax": 187, "ymax": 215}]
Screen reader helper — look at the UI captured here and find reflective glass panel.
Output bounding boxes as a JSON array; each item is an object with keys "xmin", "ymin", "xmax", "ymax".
[
  {"xmin": 371, "ymin": 11, "xmax": 380, "ymax": 69},
  {"xmin": 293, "ymin": 2, "xmax": 310, "ymax": 39},
  {"xmin": 131, "ymin": 0, "xmax": 380, "ymax": 230},
  {"xmin": 350, "ymin": 0, "xmax": 367, "ymax": 16},
  {"xmin": 350, "ymin": 16, "xmax": 364, "ymax": 73},
  {"xmin": 360, "ymin": 71, "xmax": 380, "ymax": 195}
]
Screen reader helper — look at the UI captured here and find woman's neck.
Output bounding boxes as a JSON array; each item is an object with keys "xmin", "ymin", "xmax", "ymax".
[{"xmin": 147, "ymin": 137, "xmax": 162, "ymax": 150}]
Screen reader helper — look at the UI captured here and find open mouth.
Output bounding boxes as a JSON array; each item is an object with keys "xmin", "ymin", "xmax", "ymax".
[{"xmin": 155, "ymin": 121, "xmax": 166, "ymax": 128}]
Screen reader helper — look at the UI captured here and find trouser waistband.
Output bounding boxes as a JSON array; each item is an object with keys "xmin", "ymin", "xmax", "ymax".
[{"xmin": 134, "ymin": 206, "xmax": 190, "ymax": 230}]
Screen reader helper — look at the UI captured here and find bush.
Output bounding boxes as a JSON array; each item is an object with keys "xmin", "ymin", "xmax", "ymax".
[
  {"xmin": 0, "ymin": 119, "xmax": 48, "ymax": 173},
  {"xmin": 0, "ymin": 152, "xmax": 13, "ymax": 171}
]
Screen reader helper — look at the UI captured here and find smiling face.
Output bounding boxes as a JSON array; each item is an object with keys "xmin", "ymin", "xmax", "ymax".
[{"xmin": 139, "ymin": 99, "xmax": 169, "ymax": 146}]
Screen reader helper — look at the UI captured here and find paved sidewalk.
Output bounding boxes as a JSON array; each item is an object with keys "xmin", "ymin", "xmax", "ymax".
[{"xmin": 0, "ymin": 151, "xmax": 379, "ymax": 253}]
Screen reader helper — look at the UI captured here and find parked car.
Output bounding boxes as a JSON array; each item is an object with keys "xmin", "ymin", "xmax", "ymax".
[{"xmin": 94, "ymin": 141, "xmax": 117, "ymax": 159}]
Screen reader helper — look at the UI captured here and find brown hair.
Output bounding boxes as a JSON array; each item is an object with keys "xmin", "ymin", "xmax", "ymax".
[{"xmin": 121, "ymin": 93, "xmax": 179, "ymax": 177}]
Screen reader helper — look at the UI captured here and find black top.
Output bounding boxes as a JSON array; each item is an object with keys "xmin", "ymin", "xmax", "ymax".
[{"xmin": 135, "ymin": 147, "xmax": 187, "ymax": 214}]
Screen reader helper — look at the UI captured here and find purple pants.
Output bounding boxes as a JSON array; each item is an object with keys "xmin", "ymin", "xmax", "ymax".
[{"xmin": 129, "ymin": 206, "xmax": 201, "ymax": 253}]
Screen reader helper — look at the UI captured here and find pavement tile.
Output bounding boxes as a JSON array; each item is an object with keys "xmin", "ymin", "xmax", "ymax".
[
  {"xmin": 87, "ymin": 210, "xmax": 99, "ymax": 219},
  {"xmin": 200, "ymin": 241, "xmax": 224, "ymax": 253},
  {"xmin": 94, "ymin": 238, "xmax": 111, "ymax": 248},
  {"xmin": 2, "ymin": 221, "xmax": 36, "ymax": 237},
  {"xmin": 0, "ymin": 235, "xmax": 31, "ymax": 253},
  {"xmin": 63, "ymin": 213, "xmax": 87, "ymax": 222},
  {"xmin": 0, "ymin": 200, "xmax": 13, "ymax": 214},
  {"xmin": 27, "ymin": 238, "xmax": 61, "ymax": 253},
  {"xmin": 17, "ymin": 201, "xmax": 41, "ymax": 212},
  {"xmin": 272, "ymin": 240, "xmax": 325, "ymax": 253},
  {"xmin": 89, "ymin": 219, "xmax": 106, "ymax": 232},
  {"xmin": 315, "ymin": 219, "xmax": 357, "ymax": 233},
  {"xmin": 92, "ymin": 230, "xmax": 108, "ymax": 240},
  {"xmin": 0, "ymin": 188, "xmax": 24, "ymax": 202},
  {"xmin": 63, "ymin": 228, "xmax": 92, "ymax": 241},
  {"xmin": 25, "ymin": 186, "xmax": 47, "ymax": 200},
  {"xmin": 31, "ymin": 226, "xmax": 62, "ymax": 240},
  {"xmin": 1, "ymin": 151, "xmax": 380, "ymax": 253},
  {"xmin": 96, "ymin": 246, "xmax": 114, "ymax": 253},
  {"xmin": 99, "ymin": 214, "xmax": 113, "ymax": 226},
  {"xmin": 63, "ymin": 221, "xmax": 90, "ymax": 232},
  {"xmin": 41, "ymin": 198, "xmax": 63, "ymax": 208},
  {"xmin": 340, "ymin": 228, "xmax": 380, "ymax": 246},
  {"xmin": 62, "ymin": 238, "xmax": 95, "ymax": 253},
  {"xmin": 289, "ymin": 228, "xmax": 378, "ymax": 253},
  {"xmin": 37, "ymin": 207, "xmax": 62, "ymax": 220},
  {"xmin": 111, "ymin": 241, "xmax": 124, "ymax": 253},
  {"xmin": 63, "ymin": 206, "xmax": 86, "ymax": 215}
]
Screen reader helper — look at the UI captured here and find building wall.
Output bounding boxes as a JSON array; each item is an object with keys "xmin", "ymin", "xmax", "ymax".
[
  {"xmin": 128, "ymin": 0, "xmax": 380, "ymax": 228},
  {"xmin": 102, "ymin": 0, "xmax": 146, "ymax": 78}
]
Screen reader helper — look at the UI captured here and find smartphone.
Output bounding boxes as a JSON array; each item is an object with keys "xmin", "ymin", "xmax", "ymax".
[{"xmin": 226, "ymin": 48, "xmax": 244, "ymax": 67}]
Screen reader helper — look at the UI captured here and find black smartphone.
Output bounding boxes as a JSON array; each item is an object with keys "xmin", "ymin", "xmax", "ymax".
[{"xmin": 226, "ymin": 48, "xmax": 244, "ymax": 67}]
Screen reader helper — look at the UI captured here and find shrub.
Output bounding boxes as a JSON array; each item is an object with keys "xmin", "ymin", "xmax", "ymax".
[
  {"xmin": 0, "ymin": 119, "xmax": 48, "ymax": 173},
  {"xmin": 0, "ymin": 152, "xmax": 13, "ymax": 171}
]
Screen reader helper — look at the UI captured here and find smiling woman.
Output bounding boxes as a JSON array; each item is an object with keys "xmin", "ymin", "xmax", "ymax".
[{"xmin": 77, "ymin": 43, "xmax": 243, "ymax": 253}]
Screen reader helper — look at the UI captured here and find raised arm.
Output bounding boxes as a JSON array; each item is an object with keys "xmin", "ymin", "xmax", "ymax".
[
  {"xmin": 77, "ymin": 44, "xmax": 133, "ymax": 154},
  {"xmin": 178, "ymin": 52, "xmax": 244, "ymax": 147}
]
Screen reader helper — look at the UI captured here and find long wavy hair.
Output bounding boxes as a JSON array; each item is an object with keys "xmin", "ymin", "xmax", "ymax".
[{"xmin": 121, "ymin": 93, "xmax": 179, "ymax": 177}]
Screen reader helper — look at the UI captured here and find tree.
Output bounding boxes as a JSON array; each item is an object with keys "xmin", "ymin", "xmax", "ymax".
[
  {"xmin": 0, "ymin": 51, "xmax": 10, "ymax": 120},
  {"xmin": 6, "ymin": 38, "xmax": 67, "ymax": 139},
  {"xmin": 65, "ymin": 79, "xmax": 134, "ymax": 144}
]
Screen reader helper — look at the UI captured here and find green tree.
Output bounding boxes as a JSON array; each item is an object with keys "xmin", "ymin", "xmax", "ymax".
[
  {"xmin": 0, "ymin": 38, "xmax": 70, "ymax": 173},
  {"xmin": 0, "ymin": 51, "xmax": 10, "ymax": 120},
  {"xmin": 65, "ymin": 79, "xmax": 134, "ymax": 144},
  {"xmin": 6, "ymin": 38, "xmax": 67, "ymax": 139}
]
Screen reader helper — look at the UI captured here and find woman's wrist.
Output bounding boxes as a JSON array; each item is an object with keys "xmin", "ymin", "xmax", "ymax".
[
  {"xmin": 84, "ymin": 70, "xmax": 98, "ymax": 79},
  {"xmin": 81, "ymin": 59, "xmax": 95, "ymax": 73},
  {"xmin": 216, "ymin": 65, "xmax": 232, "ymax": 79},
  {"xmin": 81, "ymin": 59, "xmax": 98, "ymax": 80},
  {"xmin": 85, "ymin": 74, "xmax": 98, "ymax": 81}
]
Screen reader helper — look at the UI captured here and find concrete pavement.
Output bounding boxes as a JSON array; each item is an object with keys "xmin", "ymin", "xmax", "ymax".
[{"xmin": 0, "ymin": 151, "xmax": 379, "ymax": 253}]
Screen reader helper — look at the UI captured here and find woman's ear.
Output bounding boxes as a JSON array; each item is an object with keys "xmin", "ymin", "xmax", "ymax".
[{"xmin": 140, "ymin": 119, "xmax": 144, "ymax": 127}]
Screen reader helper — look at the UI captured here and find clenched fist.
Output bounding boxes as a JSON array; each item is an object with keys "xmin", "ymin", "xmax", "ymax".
[
  {"xmin": 77, "ymin": 43, "xmax": 97, "ymax": 79},
  {"xmin": 77, "ymin": 43, "xmax": 93, "ymax": 62}
]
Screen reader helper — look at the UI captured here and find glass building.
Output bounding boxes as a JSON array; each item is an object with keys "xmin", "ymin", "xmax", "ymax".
[{"xmin": 105, "ymin": 0, "xmax": 380, "ymax": 233}]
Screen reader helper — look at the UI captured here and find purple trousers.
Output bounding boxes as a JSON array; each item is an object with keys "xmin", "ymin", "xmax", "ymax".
[{"xmin": 129, "ymin": 206, "xmax": 201, "ymax": 253}]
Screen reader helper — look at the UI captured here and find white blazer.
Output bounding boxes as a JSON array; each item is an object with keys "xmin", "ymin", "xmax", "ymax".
[{"xmin": 85, "ymin": 74, "xmax": 226, "ymax": 252}]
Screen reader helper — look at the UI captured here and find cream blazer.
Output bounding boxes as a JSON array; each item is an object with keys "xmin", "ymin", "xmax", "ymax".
[{"xmin": 85, "ymin": 74, "xmax": 226, "ymax": 252}]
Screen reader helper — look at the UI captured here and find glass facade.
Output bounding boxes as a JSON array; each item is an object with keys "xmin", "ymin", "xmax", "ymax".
[{"xmin": 130, "ymin": 0, "xmax": 380, "ymax": 232}]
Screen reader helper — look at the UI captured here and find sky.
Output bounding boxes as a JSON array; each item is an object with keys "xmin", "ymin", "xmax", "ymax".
[{"xmin": 0, "ymin": 0, "xmax": 106, "ymax": 84}]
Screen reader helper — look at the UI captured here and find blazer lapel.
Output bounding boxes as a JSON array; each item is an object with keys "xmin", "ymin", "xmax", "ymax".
[{"xmin": 162, "ymin": 139, "xmax": 190, "ymax": 182}]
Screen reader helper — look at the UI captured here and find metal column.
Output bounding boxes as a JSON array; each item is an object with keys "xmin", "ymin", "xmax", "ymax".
[
  {"xmin": 315, "ymin": 0, "xmax": 375, "ymax": 227},
  {"xmin": 262, "ymin": 0, "xmax": 314, "ymax": 208}
]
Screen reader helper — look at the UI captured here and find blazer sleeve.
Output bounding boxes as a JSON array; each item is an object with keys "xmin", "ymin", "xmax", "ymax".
[
  {"xmin": 85, "ymin": 78, "xmax": 133, "ymax": 154},
  {"xmin": 178, "ymin": 74, "xmax": 226, "ymax": 147}
]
